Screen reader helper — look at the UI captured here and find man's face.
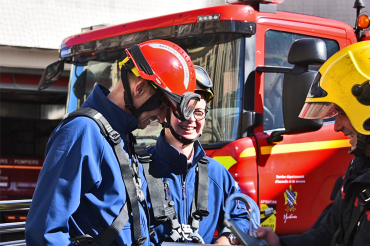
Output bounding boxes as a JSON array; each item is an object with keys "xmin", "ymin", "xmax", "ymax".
[
  {"xmin": 334, "ymin": 105, "xmax": 359, "ymax": 150},
  {"xmin": 169, "ymin": 98, "xmax": 207, "ymax": 141},
  {"xmin": 136, "ymin": 85, "xmax": 169, "ymax": 129}
]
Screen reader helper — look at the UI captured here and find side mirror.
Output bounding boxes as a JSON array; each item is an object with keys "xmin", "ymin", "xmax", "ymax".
[
  {"xmin": 73, "ymin": 69, "xmax": 97, "ymax": 99},
  {"xmin": 242, "ymin": 111, "xmax": 263, "ymax": 133},
  {"xmin": 267, "ymin": 38, "xmax": 327, "ymax": 144},
  {"xmin": 282, "ymin": 70, "xmax": 323, "ymax": 134},
  {"xmin": 38, "ymin": 60, "xmax": 65, "ymax": 90}
]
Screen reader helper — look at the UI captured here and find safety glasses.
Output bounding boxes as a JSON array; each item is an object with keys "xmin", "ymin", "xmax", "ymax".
[{"xmin": 165, "ymin": 91, "xmax": 201, "ymax": 121}]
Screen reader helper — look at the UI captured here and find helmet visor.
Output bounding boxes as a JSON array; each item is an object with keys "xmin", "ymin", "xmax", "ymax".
[
  {"xmin": 195, "ymin": 66, "xmax": 213, "ymax": 89},
  {"xmin": 195, "ymin": 65, "xmax": 214, "ymax": 105},
  {"xmin": 299, "ymin": 102, "xmax": 338, "ymax": 119}
]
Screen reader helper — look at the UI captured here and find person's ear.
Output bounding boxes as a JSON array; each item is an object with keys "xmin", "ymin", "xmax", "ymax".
[{"xmin": 133, "ymin": 79, "xmax": 148, "ymax": 98}]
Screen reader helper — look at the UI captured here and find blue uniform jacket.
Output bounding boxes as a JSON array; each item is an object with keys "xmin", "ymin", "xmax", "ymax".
[
  {"xmin": 25, "ymin": 84, "xmax": 150, "ymax": 246},
  {"xmin": 146, "ymin": 131, "xmax": 250, "ymax": 245}
]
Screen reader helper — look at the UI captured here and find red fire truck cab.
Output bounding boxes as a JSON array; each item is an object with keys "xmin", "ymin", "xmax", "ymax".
[{"xmin": 36, "ymin": 0, "xmax": 370, "ymax": 235}]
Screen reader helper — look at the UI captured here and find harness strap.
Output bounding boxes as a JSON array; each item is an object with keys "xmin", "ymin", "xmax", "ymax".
[
  {"xmin": 190, "ymin": 156, "xmax": 210, "ymax": 228},
  {"xmin": 95, "ymin": 203, "xmax": 129, "ymax": 245},
  {"xmin": 195, "ymin": 157, "xmax": 210, "ymax": 217},
  {"xmin": 141, "ymin": 154, "xmax": 169, "ymax": 222},
  {"xmin": 139, "ymin": 150, "xmax": 209, "ymax": 243},
  {"xmin": 64, "ymin": 107, "xmax": 146, "ymax": 246},
  {"xmin": 343, "ymin": 187, "xmax": 370, "ymax": 245}
]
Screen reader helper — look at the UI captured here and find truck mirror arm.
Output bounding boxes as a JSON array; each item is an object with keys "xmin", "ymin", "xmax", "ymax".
[
  {"xmin": 266, "ymin": 130, "xmax": 289, "ymax": 145},
  {"xmin": 255, "ymin": 66, "xmax": 292, "ymax": 74},
  {"xmin": 241, "ymin": 111, "xmax": 263, "ymax": 135}
]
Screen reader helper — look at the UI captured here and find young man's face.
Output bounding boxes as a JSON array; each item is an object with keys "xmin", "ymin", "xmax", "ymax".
[
  {"xmin": 169, "ymin": 98, "xmax": 207, "ymax": 142},
  {"xmin": 333, "ymin": 105, "xmax": 359, "ymax": 150}
]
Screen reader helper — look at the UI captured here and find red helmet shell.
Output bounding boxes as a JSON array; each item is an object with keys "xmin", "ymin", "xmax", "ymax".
[{"xmin": 126, "ymin": 40, "xmax": 196, "ymax": 96}]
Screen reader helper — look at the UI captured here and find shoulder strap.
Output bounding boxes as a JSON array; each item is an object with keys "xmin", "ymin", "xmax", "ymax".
[
  {"xmin": 190, "ymin": 156, "xmax": 210, "ymax": 231},
  {"xmin": 138, "ymin": 150, "xmax": 181, "ymax": 241},
  {"xmin": 138, "ymin": 150, "xmax": 169, "ymax": 222},
  {"xmin": 194, "ymin": 156, "xmax": 210, "ymax": 216},
  {"xmin": 64, "ymin": 107, "xmax": 146, "ymax": 246},
  {"xmin": 343, "ymin": 186, "xmax": 370, "ymax": 245}
]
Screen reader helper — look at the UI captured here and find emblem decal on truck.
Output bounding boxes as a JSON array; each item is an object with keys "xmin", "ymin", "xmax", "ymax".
[{"xmin": 284, "ymin": 185, "xmax": 297, "ymax": 212}]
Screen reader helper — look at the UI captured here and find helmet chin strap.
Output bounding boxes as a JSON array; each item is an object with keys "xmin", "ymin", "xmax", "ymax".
[
  {"xmin": 162, "ymin": 110, "xmax": 201, "ymax": 147},
  {"xmin": 121, "ymin": 67, "xmax": 162, "ymax": 118},
  {"xmin": 349, "ymin": 134, "xmax": 370, "ymax": 158}
]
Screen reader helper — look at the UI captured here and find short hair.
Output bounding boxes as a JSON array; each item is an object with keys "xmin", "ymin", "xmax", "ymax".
[{"xmin": 126, "ymin": 70, "xmax": 141, "ymax": 84}]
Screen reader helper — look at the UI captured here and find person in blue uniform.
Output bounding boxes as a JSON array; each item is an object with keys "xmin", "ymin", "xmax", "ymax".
[
  {"xmin": 25, "ymin": 40, "xmax": 200, "ymax": 246},
  {"xmin": 144, "ymin": 66, "xmax": 250, "ymax": 245}
]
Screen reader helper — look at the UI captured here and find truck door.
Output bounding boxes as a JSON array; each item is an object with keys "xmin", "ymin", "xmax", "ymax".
[{"xmin": 254, "ymin": 19, "xmax": 354, "ymax": 235}]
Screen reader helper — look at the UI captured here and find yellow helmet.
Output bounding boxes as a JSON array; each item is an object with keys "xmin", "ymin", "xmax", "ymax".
[{"xmin": 299, "ymin": 41, "xmax": 370, "ymax": 135}]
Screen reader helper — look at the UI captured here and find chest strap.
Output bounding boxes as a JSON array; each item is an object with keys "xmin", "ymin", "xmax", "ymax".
[
  {"xmin": 64, "ymin": 107, "xmax": 146, "ymax": 246},
  {"xmin": 139, "ymin": 150, "xmax": 209, "ymax": 243}
]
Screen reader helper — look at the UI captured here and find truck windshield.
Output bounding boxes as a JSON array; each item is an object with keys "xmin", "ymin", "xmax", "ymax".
[{"xmin": 66, "ymin": 34, "xmax": 244, "ymax": 149}]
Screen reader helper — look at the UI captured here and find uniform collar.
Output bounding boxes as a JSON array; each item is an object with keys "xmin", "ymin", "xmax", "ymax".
[
  {"xmin": 153, "ymin": 130, "xmax": 206, "ymax": 173},
  {"xmin": 82, "ymin": 84, "xmax": 139, "ymax": 136}
]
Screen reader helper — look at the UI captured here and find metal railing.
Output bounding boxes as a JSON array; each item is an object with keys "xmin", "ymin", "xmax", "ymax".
[{"xmin": 0, "ymin": 200, "xmax": 30, "ymax": 246}]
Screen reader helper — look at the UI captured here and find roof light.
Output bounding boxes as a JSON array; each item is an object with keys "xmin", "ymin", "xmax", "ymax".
[
  {"xmin": 357, "ymin": 12, "xmax": 370, "ymax": 29},
  {"xmin": 81, "ymin": 24, "xmax": 110, "ymax": 33},
  {"xmin": 197, "ymin": 14, "xmax": 221, "ymax": 23}
]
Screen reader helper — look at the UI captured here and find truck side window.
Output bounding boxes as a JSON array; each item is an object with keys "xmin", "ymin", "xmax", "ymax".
[{"xmin": 263, "ymin": 30, "xmax": 339, "ymax": 131}]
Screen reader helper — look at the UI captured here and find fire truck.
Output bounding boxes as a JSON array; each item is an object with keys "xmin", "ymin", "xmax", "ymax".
[{"xmin": 4, "ymin": 0, "xmax": 370, "ymax": 237}]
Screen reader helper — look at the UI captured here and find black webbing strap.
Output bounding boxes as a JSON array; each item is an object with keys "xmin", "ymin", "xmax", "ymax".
[
  {"xmin": 191, "ymin": 156, "xmax": 210, "ymax": 230},
  {"xmin": 95, "ymin": 203, "xmax": 129, "ymax": 245},
  {"xmin": 64, "ymin": 107, "xmax": 146, "ymax": 246},
  {"xmin": 138, "ymin": 150, "xmax": 181, "ymax": 241},
  {"xmin": 112, "ymin": 139, "xmax": 147, "ymax": 245},
  {"xmin": 120, "ymin": 68, "xmax": 139, "ymax": 118},
  {"xmin": 196, "ymin": 156, "xmax": 209, "ymax": 215},
  {"xmin": 140, "ymin": 153, "xmax": 168, "ymax": 222},
  {"xmin": 138, "ymin": 149, "xmax": 209, "ymax": 243},
  {"xmin": 343, "ymin": 187, "xmax": 370, "ymax": 245}
]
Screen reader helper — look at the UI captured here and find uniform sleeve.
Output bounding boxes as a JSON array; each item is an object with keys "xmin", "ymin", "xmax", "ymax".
[
  {"xmin": 279, "ymin": 190, "xmax": 342, "ymax": 246},
  {"xmin": 212, "ymin": 159, "xmax": 250, "ymax": 236},
  {"xmin": 25, "ymin": 118, "xmax": 104, "ymax": 246}
]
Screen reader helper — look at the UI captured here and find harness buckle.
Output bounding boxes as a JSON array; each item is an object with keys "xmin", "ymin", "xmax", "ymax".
[
  {"xmin": 181, "ymin": 224, "xmax": 192, "ymax": 235},
  {"xmin": 134, "ymin": 236, "xmax": 147, "ymax": 245},
  {"xmin": 188, "ymin": 231, "xmax": 205, "ymax": 244},
  {"xmin": 108, "ymin": 130, "xmax": 121, "ymax": 144}
]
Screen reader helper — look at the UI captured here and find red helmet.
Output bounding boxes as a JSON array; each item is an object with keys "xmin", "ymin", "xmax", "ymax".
[{"xmin": 120, "ymin": 40, "xmax": 200, "ymax": 120}]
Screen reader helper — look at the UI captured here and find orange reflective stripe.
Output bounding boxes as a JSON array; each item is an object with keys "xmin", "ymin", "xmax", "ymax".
[
  {"xmin": 261, "ymin": 139, "xmax": 351, "ymax": 155},
  {"xmin": 0, "ymin": 165, "xmax": 42, "ymax": 170}
]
